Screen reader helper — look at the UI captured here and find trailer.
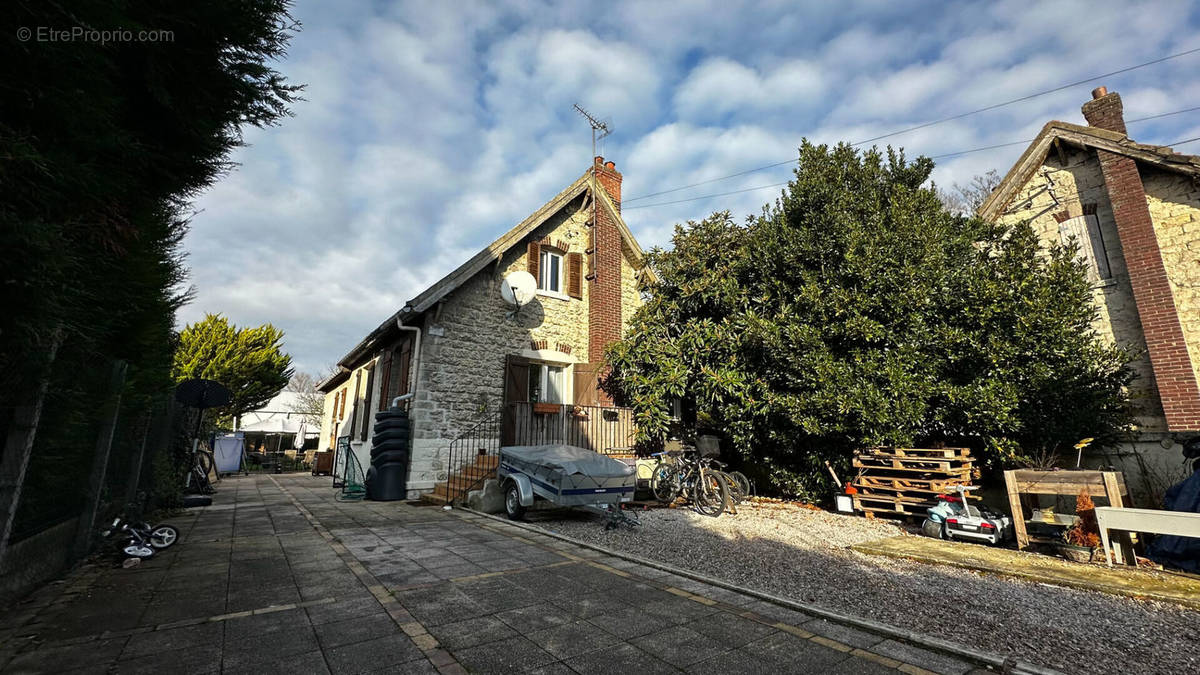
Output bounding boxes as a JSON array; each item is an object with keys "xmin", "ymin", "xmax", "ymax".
[{"xmin": 498, "ymin": 444, "xmax": 638, "ymax": 527}]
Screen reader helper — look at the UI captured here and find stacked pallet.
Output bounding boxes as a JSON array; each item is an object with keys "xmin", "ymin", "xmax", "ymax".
[{"xmin": 851, "ymin": 447, "xmax": 977, "ymax": 515}]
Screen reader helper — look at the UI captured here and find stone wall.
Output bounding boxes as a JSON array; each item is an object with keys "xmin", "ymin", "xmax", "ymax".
[
  {"xmin": 1143, "ymin": 167, "xmax": 1200, "ymax": 392},
  {"xmin": 994, "ymin": 146, "xmax": 1165, "ymax": 428},
  {"xmin": 0, "ymin": 517, "xmax": 79, "ymax": 605},
  {"xmin": 402, "ymin": 196, "xmax": 645, "ymax": 495}
]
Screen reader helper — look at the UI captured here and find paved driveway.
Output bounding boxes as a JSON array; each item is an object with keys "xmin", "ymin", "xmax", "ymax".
[{"xmin": 0, "ymin": 475, "xmax": 982, "ymax": 674}]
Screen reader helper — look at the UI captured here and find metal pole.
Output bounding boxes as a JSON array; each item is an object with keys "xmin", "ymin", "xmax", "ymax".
[{"xmin": 0, "ymin": 331, "xmax": 62, "ymax": 566}]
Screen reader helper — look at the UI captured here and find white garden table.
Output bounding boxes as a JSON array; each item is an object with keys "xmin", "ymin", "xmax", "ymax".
[{"xmin": 1093, "ymin": 506, "xmax": 1200, "ymax": 566}]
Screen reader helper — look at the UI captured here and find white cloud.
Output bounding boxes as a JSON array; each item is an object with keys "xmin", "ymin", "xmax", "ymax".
[{"xmin": 179, "ymin": 0, "xmax": 1200, "ymax": 374}]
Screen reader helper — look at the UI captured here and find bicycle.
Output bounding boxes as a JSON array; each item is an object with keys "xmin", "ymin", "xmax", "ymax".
[
  {"xmin": 649, "ymin": 447, "xmax": 729, "ymax": 517},
  {"xmin": 185, "ymin": 442, "xmax": 216, "ymax": 495}
]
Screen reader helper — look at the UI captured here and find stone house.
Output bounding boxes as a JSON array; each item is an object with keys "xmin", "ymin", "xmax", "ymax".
[
  {"xmin": 316, "ymin": 158, "xmax": 653, "ymax": 499},
  {"xmin": 979, "ymin": 87, "xmax": 1200, "ymax": 501}
]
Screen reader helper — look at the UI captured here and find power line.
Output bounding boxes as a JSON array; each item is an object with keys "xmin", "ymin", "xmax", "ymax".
[
  {"xmin": 849, "ymin": 46, "xmax": 1200, "ymax": 146},
  {"xmin": 624, "ymin": 130, "xmax": 1200, "ymax": 211},
  {"xmin": 622, "ymin": 47, "xmax": 1200, "ymax": 204},
  {"xmin": 623, "ymin": 182, "xmax": 790, "ymax": 210}
]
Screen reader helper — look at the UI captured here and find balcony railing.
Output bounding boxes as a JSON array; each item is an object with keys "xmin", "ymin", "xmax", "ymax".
[{"xmin": 443, "ymin": 402, "xmax": 637, "ymax": 504}]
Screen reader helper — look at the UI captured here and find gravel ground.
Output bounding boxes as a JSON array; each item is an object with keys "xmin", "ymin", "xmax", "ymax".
[{"xmin": 528, "ymin": 501, "xmax": 1200, "ymax": 674}]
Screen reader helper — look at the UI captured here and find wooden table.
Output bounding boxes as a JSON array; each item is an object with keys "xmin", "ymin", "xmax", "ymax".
[{"xmin": 1094, "ymin": 506, "xmax": 1200, "ymax": 567}]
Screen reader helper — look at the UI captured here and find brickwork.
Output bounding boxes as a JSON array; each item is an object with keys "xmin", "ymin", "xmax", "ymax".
[
  {"xmin": 1093, "ymin": 148, "xmax": 1200, "ymax": 431},
  {"xmin": 588, "ymin": 158, "xmax": 624, "ymax": 365}
]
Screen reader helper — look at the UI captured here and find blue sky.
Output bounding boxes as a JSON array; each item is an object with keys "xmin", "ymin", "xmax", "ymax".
[{"xmin": 180, "ymin": 0, "xmax": 1200, "ymax": 375}]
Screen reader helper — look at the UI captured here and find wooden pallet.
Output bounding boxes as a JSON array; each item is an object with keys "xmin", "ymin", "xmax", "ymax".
[
  {"xmin": 852, "ymin": 494, "xmax": 936, "ymax": 514},
  {"xmin": 854, "ymin": 484, "xmax": 979, "ymax": 499},
  {"xmin": 854, "ymin": 475, "xmax": 974, "ymax": 492},
  {"xmin": 849, "ymin": 454, "xmax": 969, "ymax": 470},
  {"xmin": 861, "ymin": 447, "xmax": 971, "ymax": 459}
]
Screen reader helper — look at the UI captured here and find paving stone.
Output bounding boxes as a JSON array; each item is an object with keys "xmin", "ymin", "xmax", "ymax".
[
  {"xmin": 5, "ymin": 638, "xmax": 127, "ymax": 673},
  {"xmin": 684, "ymin": 647, "xmax": 783, "ymax": 675},
  {"xmin": 305, "ymin": 598, "xmax": 387, "ymax": 626},
  {"xmin": 314, "ymin": 612, "xmax": 399, "ymax": 649},
  {"xmin": 550, "ymin": 592, "xmax": 630, "ymax": 620},
  {"xmin": 452, "ymin": 635, "xmax": 557, "ymax": 673},
  {"xmin": 631, "ymin": 624, "xmax": 733, "ymax": 667},
  {"xmin": 742, "ymin": 631, "xmax": 851, "ymax": 674},
  {"xmin": 427, "ymin": 615, "xmax": 519, "ymax": 651},
  {"xmin": 869, "ymin": 639, "xmax": 975, "ymax": 675},
  {"xmin": 565, "ymin": 641, "xmax": 680, "ymax": 675},
  {"xmin": 121, "ymin": 621, "xmax": 223, "ymax": 658},
  {"xmin": 324, "ymin": 633, "xmax": 425, "ymax": 675},
  {"xmin": 586, "ymin": 605, "xmax": 677, "ymax": 640},
  {"xmin": 526, "ymin": 619, "xmax": 622, "ymax": 659},
  {"xmin": 495, "ymin": 602, "xmax": 576, "ymax": 633},
  {"xmin": 684, "ymin": 611, "xmax": 776, "ymax": 648},
  {"xmin": 223, "ymin": 648, "xmax": 331, "ymax": 675},
  {"xmin": 804, "ymin": 619, "xmax": 885, "ymax": 650},
  {"xmin": 112, "ymin": 643, "xmax": 224, "ymax": 674}
]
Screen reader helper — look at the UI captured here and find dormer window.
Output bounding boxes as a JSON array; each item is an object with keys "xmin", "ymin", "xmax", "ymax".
[{"xmin": 538, "ymin": 248, "xmax": 562, "ymax": 293}]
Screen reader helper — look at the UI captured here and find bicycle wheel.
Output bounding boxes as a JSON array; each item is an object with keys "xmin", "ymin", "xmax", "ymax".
[
  {"xmin": 197, "ymin": 450, "xmax": 215, "ymax": 476},
  {"xmin": 149, "ymin": 524, "xmax": 179, "ymax": 548},
  {"xmin": 693, "ymin": 471, "xmax": 728, "ymax": 517},
  {"xmin": 651, "ymin": 463, "xmax": 679, "ymax": 504},
  {"xmin": 713, "ymin": 470, "xmax": 744, "ymax": 506},
  {"xmin": 729, "ymin": 471, "xmax": 751, "ymax": 501}
]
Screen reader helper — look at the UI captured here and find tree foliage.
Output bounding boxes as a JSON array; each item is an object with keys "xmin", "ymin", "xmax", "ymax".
[
  {"xmin": 286, "ymin": 370, "xmax": 330, "ymax": 423},
  {"xmin": 606, "ymin": 142, "xmax": 1134, "ymax": 498},
  {"xmin": 174, "ymin": 314, "xmax": 293, "ymax": 425},
  {"xmin": 3, "ymin": 1, "xmax": 301, "ymax": 527}
]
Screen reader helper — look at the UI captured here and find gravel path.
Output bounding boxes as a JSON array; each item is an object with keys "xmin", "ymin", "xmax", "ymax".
[{"xmin": 529, "ymin": 501, "xmax": 1200, "ymax": 674}]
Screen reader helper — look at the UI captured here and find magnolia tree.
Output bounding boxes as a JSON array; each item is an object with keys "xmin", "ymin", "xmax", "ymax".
[{"xmin": 605, "ymin": 142, "xmax": 1134, "ymax": 498}]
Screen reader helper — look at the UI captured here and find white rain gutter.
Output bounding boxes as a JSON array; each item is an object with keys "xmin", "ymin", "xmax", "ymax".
[{"xmin": 395, "ymin": 316, "xmax": 421, "ymax": 408}]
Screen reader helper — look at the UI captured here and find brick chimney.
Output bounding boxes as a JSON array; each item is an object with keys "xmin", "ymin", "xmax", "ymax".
[
  {"xmin": 587, "ymin": 157, "xmax": 624, "ymax": 401},
  {"xmin": 1081, "ymin": 86, "xmax": 1128, "ymax": 135},
  {"xmin": 593, "ymin": 156, "xmax": 622, "ymax": 212},
  {"xmin": 1083, "ymin": 87, "xmax": 1200, "ymax": 431}
]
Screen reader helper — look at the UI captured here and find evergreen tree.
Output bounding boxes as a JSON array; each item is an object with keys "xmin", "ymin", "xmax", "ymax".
[
  {"xmin": 606, "ymin": 142, "xmax": 1134, "ymax": 497},
  {"xmin": 174, "ymin": 315, "xmax": 294, "ymax": 426}
]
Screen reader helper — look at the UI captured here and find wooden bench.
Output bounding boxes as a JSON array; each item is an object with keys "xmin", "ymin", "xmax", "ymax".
[{"xmin": 1094, "ymin": 506, "xmax": 1200, "ymax": 567}]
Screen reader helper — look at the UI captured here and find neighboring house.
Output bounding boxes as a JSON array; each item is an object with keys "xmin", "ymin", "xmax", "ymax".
[
  {"xmin": 980, "ymin": 87, "xmax": 1200, "ymax": 499},
  {"xmin": 317, "ymin": 157, "xmax": 653, "ymax": 499}
]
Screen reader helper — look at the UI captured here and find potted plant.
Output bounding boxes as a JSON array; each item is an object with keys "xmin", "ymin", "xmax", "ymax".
[{"xmin": 1060, "ymin": 488, "xmax": 1101, "ymax": 563}]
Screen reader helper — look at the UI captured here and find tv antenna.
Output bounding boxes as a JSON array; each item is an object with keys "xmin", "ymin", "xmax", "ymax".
[
  {"xmin": 573, "ymin": 103, "xmax": 611, "ymax": 159},
  {"xmin": 573, "ymin": 104, "xmax": 612, "ymax": 280}
]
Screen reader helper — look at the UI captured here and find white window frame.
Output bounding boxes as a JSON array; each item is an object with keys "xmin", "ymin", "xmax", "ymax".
[
  {"xmin": 538, "ymin": 248, "xmax": 563, "ymax": 294},
  {"xmin": 527, "ymin": 362, "xmax": 570, "ymax": 404}
]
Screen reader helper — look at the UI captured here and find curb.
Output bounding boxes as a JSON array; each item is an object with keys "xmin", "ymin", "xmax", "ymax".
[{"xmin": 461, "ymin": 507, "xmax": 1061, "ymax": 675}]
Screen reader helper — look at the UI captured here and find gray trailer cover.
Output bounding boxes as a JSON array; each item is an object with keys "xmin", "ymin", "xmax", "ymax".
[{"xmin": 502, "ymin": 445, "xmax": 634, "ymax": 478}]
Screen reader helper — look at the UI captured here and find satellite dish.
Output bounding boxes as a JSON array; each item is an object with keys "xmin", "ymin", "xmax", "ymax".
[{"xmin": 501, "ymin": 271, "xmax": 537, "ymax": 308}]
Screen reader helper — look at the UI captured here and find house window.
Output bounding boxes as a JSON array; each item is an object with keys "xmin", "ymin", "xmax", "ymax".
[
  {"xmin": 527, "ymin": 363, "xmax": 565, "ymax": 404},
  {"xmin": 1058, "ymin": 214, "xmax": 1111, "ymax": 282},
  {"xmin": 539, "ymin": 249, "xmax": 562, "ymax": 293}
]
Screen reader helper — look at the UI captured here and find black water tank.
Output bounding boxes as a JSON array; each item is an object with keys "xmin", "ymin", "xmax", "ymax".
[{"xmin": 366, "ymin": 404, "xmax": 411, "ymax": 501}]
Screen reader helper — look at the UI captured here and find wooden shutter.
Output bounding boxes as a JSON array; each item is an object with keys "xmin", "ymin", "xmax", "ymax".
[
  {"xmin": 360, "ymin": 365, "xmax": 375, "ymax": 441},
  {"xmin": 527, "ymin": 241, "xmax": 540, "ymax": 285},
  {"xmin": 573, "ymin": 362, "xmax": 602, "ymax": 406},
  {"xmin": 567, "ymin": 252, "xmax": 583, "ymax": 299},
  {"xmin": 504, "ymin": 355, "xmax": 530, "ymax": 404},
  {"xmin": 1059, "ymin": 215, "xmax": 1110, "ymax": 282},
  {"xmin": 349, "ymin": 372, "xmax": 361, "ymax": 437},
  {"xmin": 377, "ymin": 351, "xmax": 392, "ymax": 412}
]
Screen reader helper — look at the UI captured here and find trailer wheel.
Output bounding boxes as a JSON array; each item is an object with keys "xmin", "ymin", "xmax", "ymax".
[{"xmin": 505, "ymin": 482, "xmax": 526, "ymax": 521}]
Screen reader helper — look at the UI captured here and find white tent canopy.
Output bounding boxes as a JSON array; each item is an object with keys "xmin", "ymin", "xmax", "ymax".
[{"xmin": 237, "ymin": 392, "xmax": 322, "ymax": 436}]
